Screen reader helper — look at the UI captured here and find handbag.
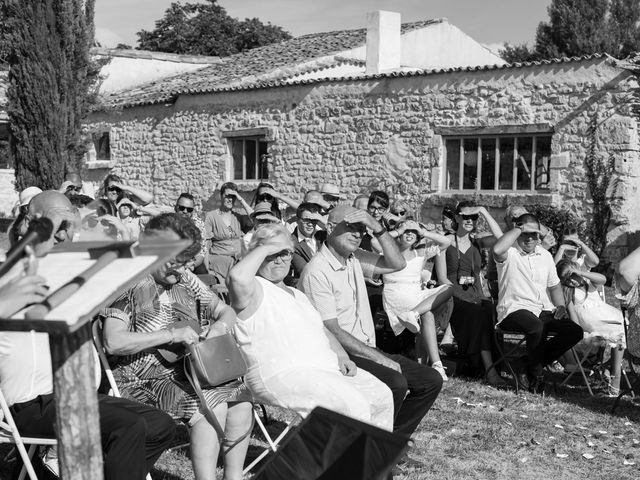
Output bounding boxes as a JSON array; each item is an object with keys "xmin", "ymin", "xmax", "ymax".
[{"xmin": 184, "ymin": 330, "xmax": 248, "ymax": 443}]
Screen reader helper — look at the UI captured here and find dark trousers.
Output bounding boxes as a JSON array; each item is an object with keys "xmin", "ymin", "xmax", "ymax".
[
  {"xmin": 350, "ymin": 353, "xmax": 443, "ymax": 437},
  {"xmin": 11, "ymin": 393, "xmax": 176, "ymax": 480},
  {"xmin": 500, "ymin": 309, "xmax": 584, "ymax": 377}
]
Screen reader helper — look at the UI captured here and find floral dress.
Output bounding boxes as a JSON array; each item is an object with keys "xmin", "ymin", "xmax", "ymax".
[{"xmin": 102, "ymin": 270, "xmax": 250, "ymax": 426}]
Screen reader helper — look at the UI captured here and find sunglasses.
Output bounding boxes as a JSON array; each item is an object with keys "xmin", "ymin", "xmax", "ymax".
[
  {"xmin": 460, "ymin": 214, "xmax": 479, "ymax": 221},
  {"xmin": 323, "ymin": 194, "xmax": 340, "ymax": 202},
  {"xmin": 107, "ymin": 186, "xmax": 122, "ymax": 194},
  {"xmin": 265, "ymin": 249, "xmax": 294, "ymax": 262},
  {"xmin": 345, "ymin": 222, "xmax": 367, "ymax": 234},
  {"xmin": 392, "ymin": 210, "xmax": 406, "ymax": 216},
  {"xmin": 177, "ymin": 205, "xmax": 194, "ymax": 213},
  {"xmin": 299, "ymin": 217, "xmax": 318, "ymax": 226},
  {"xmin": 223, "ymin": 194, "xmax": 236, "ymax": 200},
  {"xmin": 66, "ymin": 185, "xmax": 82, "ymax": 192},
  {"xmin": 258, "ymin": 194, "xmax": 274, "ymax": 202}
]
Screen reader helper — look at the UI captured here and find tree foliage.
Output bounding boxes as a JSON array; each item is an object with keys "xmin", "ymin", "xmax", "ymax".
[
  {"xmin": 137, "ymin": 0, "xmax": 291, "ymax": 56},
  {"xmin": 499, "ymin": 0, "xmax": 640, "ymax": 62},
  {"xmin": 2, "ymin": 0, "xmax": 100, "ymax": 191}
]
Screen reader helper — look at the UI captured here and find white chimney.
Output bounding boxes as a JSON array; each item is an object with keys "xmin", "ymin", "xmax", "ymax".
[{"xmin": 366, "ymin": 11, "xmax": 401, "ymax": 74}]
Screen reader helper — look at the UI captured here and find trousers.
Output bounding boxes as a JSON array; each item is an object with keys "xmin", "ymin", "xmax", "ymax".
[
  {"xmin": 11, "ymin": 393, "xmax": 176, "ymax": 480},
  {"xmin": 500, "ymin": 309, "xmax": 584, "ymax": 377},
  {"xmin": 350, "ymin": 353, "xmax": 443, "ymax": 437}
]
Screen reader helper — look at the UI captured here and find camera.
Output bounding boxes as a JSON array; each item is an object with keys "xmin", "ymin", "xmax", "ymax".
[{"xmin": 458, "ymin": 276, "xmax": 475, "ymax": 286}]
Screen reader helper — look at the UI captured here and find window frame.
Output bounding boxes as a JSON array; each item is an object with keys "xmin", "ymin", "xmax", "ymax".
[
  {"xmin": 227, "ymin": 136, "xmax": 270, "ymax": 181},
  {"xmin": 92, "ymin": 131, "xmax": 111, "ymax": 161},
  {"xmin": 443, "ymin": 133, "xmax": 552, "ymax": 193}
]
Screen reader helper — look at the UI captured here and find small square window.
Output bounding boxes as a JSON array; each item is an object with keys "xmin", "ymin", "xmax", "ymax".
[
  {"xmin": 229, "ymin": 137, "xmax": 269, "ymax": 181},
  {"xmin": 93, "ymin": 132, "xmax": 110, "ymax": 161}
]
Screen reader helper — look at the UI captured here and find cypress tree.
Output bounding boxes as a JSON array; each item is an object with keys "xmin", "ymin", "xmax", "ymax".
[{"xmin": 3, "ymin": 0, "xmax": 97, "ymax": 191}]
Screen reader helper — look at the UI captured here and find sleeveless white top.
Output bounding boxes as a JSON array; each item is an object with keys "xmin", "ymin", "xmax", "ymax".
[{"xmin": 234, "ymin": 277, "xmax": 340, "ymax": 383}]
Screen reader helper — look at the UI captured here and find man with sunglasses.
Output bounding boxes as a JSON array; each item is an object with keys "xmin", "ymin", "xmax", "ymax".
[
  {"xmin": 299, "ymin": 205, "xmax": 443, "ymax": 441},
  {"xmin": 174, "ymin": 193, "xmax": 207, "ymax": 273},
  {"xmin": 493, "ymin": 213, "xmax": 583, "ymax": 394},
  {"xmin": 287, "ymin": 202, "xmax": 327, "ymax": 284}
]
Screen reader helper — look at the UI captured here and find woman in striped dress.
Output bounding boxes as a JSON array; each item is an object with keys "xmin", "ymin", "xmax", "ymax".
[{"xmin": 102, "ymin": 213, "xmax": 252, "ymax": 480}]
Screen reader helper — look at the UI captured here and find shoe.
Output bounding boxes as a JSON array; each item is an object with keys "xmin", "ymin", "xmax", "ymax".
[
  {"xmin": 431, "ymin": 361, "xmax": 448, "ymax": 381},
  {"xmin": 486, "ymin": 375, "xmax": 512, "ymax": 390},
  {"xmin": 528, "ymin": 375, "xmax": 545, "ymax": 395},
  {"xmin": 546, "ymin": 361, "xmax": 564, "ymax": 374},
  {"xmin": 397, "ymin": 311, "xmax": 420, "ymax": 334},
  {"xmin": 42, "ymin": 446, "xmax": 59, "ymax": 477}
]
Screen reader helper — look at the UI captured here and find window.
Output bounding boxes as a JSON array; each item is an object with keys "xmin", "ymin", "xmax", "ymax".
[
  {"xmin": 92, "ymin": 132, "xmax": 110, "ymax": 161},
  {"xmin": 0, "ymin": 138, "xmax": 10, "ymax": 169},
  {"xmin": 444, "ymin": 135, "xmax": 552, "ymax": 191},
  {"xmin": 229, "ymin": 137, "xmax": 269, "ymax": 181}
]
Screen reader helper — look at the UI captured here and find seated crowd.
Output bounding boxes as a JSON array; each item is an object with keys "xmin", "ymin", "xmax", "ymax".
[{"xmin": 0, "ymin": 171, "xmax": 636, "ymax": 480}]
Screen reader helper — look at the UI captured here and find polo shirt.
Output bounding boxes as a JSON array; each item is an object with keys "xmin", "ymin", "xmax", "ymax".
[
  {"xmin": 495, "ymin": 245, "xmax": 560, "ymax": 322},
  {"xmin": 298, "ymin": 244, "xmax": 379, "ymax": 347}
]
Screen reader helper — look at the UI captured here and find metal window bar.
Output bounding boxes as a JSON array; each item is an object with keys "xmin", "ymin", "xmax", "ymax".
[
  {"xmin": 512, "ymin": 137, "xmax": 518, "ymax": 191},
  {"xmin": 476, "ymin": 138, "xmax": 482, "ymax": 192},
  {"xmin": 458, "ymin": 139, "xmax": 464, "ymax": 190},
  {"xmin": 494, "ymin": 136, "xmax": 499, "ymax": 191},
  {"xmin": 531, "ymin": 136, "xmax": 537, "ymax": 191}
]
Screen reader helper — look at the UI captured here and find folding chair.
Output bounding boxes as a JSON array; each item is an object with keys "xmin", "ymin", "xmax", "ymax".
[
  {"xmin": 490, "ymin": 325, "xmax": 593, "ymax": 395},
  {"xmin": 0, "ymin": 385, "xmax": 56, "ymax": 480}
]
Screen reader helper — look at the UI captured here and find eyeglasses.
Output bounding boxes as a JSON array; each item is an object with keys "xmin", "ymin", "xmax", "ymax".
[
  {"xmin": 460, "ymin": 214, "xmax": 479, "ymax": 221},
  {"xmin": 177, "ymin": 205, "xmax": 194, "ymax": 213},
  {"xmin": 368, "ymin": 206, "xmax": 387, "ymax": 213},
  {"xmin": 265, "ymin": 249, "xmax": 294, "ymax": 262},
  {"xmin": 299, "ymin": 217, "xmax": 318, "ymax": 226}
]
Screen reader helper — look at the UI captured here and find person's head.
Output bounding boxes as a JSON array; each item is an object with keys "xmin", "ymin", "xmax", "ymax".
[
  {"xmin": 504, "ymin": 205, "xmax": 529, "ymax": 230},
  {"xmin": 60, "ymin": 180, "xmax": 82, "ymax": 198},
  {"xmin": 19, "ymin": 186, "xmax": 43, "ymax": 210},
  {"xmin": 367, "ymin": 191, "xmax": 390, "ymax": 222},
  {"xmin": 251, "ymin": 201, "xmax": 280, "ymax": 227},
  {"xmin": 557, "ymin": 259, "xmax": 585, "ymax": 289},
  {"xmin": 441, "ymin": 205, "xmax": 457, "ymax": 234},
  {"xmin": 455, "ymin": 200, "xmax": 478, "ymax": 234},
  {"xmin": 304, "ymin": 190, "xmax": 330, "ymax": 212},
  {"xmin": 559, "ymin": 226, "xmax": 581, "ymax": 260},
  {"xmin": 296, "ymin": 202, "xmax": 321, "ymax": 238},
  {"xmin": 397, "ymin": 220, "xmax": 422, "ymax": 249},
  {"xmin": 253, "ymin": 182, "xmax": 281, "ymax": 218},
  {"xmin": 142, "ymin": 213, "xmax": 202, "ymax": 287},
  {"xmin": 247, "ymin": 223, "xmax": 294, "ymax": 283},
  {"xmin": 390, "ymin": 201, "xmax": 410, "ymax": 220},
  {"xmin": 514, "ymin": 213, "xmax": 542, "ymax": 254},
  {"xmin": 101, "ymin": 173, "xmax": 123, "ymax": 203},
  {"xmin": 319, "ymin": 183, "xmax": 341, "ymax": 208},
  {"xmin": 117, "ymin": 198, "xmax": 135, "ymax": 219},
  {"xmin": 175, "ymin": 192, "xmax": 196, "ymax": 218},
  {"xmin": 352, "ymin": 194, "xmax": 369, "ymax": 211},
  {"xmin": 27, "ymin": 191, "xmax": 81, "ymax": 253},
  {"xmin": 326, "ymin": 205, "xmax": 367, "ymax": 256},
  {"xmin": 220, "ymin": 182, "xmax": 238, "ymax": 211},
  {"xmin": 81, "ymin": 198, "xmax": 118, "ymax": 238}
]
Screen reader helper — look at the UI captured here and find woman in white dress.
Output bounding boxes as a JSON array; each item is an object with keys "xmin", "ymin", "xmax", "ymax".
[
  {"xmin": 383, "ymin": 220, "xmax": 453, "ymax": 380},
  {"xmin": 557, "ymin": 260, "xmax": 625, "ymax": 395},
  {"xmin": 226, "ymin": 223, "xmax": 394, "ymax": 430}
]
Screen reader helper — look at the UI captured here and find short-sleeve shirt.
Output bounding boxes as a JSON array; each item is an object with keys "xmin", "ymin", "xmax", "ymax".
[
  {"xmin": 495, "ymin": 245, "xmax": 560, "ymax": 322},
  {"xmin": 298, "ymin": 244, "xmax": 379, "ymax": 347}
]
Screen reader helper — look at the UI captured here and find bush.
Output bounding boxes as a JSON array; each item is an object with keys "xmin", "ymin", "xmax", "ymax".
[{"xmin": 527, "ymin": 204, "xmax": 586, "ymax": 249}]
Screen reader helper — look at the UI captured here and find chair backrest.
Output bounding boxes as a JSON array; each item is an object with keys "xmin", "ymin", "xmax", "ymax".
[{"xmin": 92, "ymin": 319, "xmax": 121, "ymax": 397}]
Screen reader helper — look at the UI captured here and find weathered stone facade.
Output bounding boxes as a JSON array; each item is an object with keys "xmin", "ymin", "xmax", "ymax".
[{"xmin": 88, "ymin": 56, "xmax": 640, "ymax": 260}]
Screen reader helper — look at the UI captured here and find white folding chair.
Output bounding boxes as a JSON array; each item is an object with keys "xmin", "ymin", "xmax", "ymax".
[{"xmin": 0, "ymin": 385, "xmax": 56, "ymax": 480}]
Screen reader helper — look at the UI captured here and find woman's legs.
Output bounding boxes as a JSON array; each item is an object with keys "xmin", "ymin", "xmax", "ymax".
[
  {"xmin": 418, "ymin": 311, "xmax": 442, "ymax": 365},
  {"xmin": 190, "ymin": 404, "xmax": 227, "ymax": 480},
  {"xmin": 609, "ymin": 345, "xmax": 623, "ymax": 395},
  {"xmin": 222, "ymin": 402, "xmax": 253, "ymax": 480}
]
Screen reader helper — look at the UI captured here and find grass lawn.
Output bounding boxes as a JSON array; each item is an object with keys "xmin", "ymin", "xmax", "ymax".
[{"xmin": 139, "ymin": 373, "xmax": 640, "ymax": 480}]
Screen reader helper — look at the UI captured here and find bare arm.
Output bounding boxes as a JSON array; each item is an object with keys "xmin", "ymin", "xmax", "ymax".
[
  {"xmin": 554, "ymin": 244, "xmax": 570, "ymax": 264},
  {"xmin": 617, "ymin": 246, "xmax": 640, "ymax": 293},
  {"xmin": 575, "ymin": 269, "xmax": 606, "ymax": 287},
  {"xmin": 575, "ymin": 239, "xmax": 599, "ymax": 269},
  {"xmin": 434, "ymin": 251, "xmax": 452, "ymax": 285},
  {"xmin": 230, "ymin": 190, "xmax": 253, "ymax": 216},
  {"xmin": 478, "ymin": 206, "xmax": 503, "ymax": 238},
  {"xmin": 103, "ymin": 317, "xmax": 198, "ymax": 356},
  {"xmin": 112, "ymin": 181, "xmax": 154, "ymax": 206},
  {"xmin": 493, "ymin": 228, "xmax": 521, "ymax": 262}
]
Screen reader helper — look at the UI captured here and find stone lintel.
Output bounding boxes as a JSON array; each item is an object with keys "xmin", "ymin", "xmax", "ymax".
[
  {"xmin": 434, "ymin": 123, "xmax": 554, "ymax": 136},
  {"xmin": 221, "ymin": 127, "xmax": 277, "ymax": 141},
  {"xmin": 426, "ymin": 191, "xmax": 558, "ymax": 208}
]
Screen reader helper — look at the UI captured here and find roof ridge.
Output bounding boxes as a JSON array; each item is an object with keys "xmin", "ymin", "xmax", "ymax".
[{"xmin": 91, "ymin": 47, "xmax": 222, "ymax": 64}]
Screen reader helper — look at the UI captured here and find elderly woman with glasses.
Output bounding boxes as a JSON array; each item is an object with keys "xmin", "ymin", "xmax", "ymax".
[
  {"xmin": 102, "ymin": 213, "xmax": 253, "ymax": 480},
  {"xmin": 444, "ymin": 201, "xmax": 508, "ymax": 388},
  {"xmin": 226, "ymin": 223, "xmax": 394, "ymax": 430}
]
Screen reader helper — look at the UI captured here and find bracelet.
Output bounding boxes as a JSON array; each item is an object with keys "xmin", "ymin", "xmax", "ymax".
[{"xmin": 372, "ymin": 229, "xmax": 386, "ymax": 238}]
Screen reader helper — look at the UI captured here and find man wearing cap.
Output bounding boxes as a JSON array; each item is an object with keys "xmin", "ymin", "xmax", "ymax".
[
  {"xmin": 492, "ymin": 213, "xmax": 583, "ymax": 393},
  {"xmin": 299, "ymin": 205, "xmax": 443, "ymax": 438}
]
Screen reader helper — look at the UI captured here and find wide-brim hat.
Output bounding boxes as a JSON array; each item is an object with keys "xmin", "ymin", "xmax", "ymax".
[
  {"xmin": 319, "ymin": 183, "xmax": 342, "ymax": 198},
  {"xmin": 19, "ymin": 186, "xmax": 43, "ymax": 206}
]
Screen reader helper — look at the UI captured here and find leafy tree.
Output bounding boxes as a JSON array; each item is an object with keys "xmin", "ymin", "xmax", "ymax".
[
  {"xmin": 534, "ymin": 0, "xmax": 640, "ymax": 59},
  {"xmin": 2, "ymin": 0, "xmax": 99, "ymax": 190},
  {"xmin": 137, "ymin": 0, "xmax": 291, "ymax": 56},
  {"xmin": 498, "ymin": 43, "xmax": 540, "ymax": 63}
]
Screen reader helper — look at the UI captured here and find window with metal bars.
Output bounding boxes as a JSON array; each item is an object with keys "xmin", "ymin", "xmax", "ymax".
[
  {"xmin": 443, "ymin": 134, "xmax": 552, "ymax": 191},
  {"xmin": 229, "ymin": 137, "xmax": 269, "ymax": 181}
]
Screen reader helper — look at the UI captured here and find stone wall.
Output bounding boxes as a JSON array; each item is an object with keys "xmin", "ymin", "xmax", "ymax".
[
  {"xmin": 0, "ymin": 169, "xmax": 17, "ymax": 217},
  {"xmin": 89, "ymin": 57, "xmax": 640, "ymax": 260}
]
